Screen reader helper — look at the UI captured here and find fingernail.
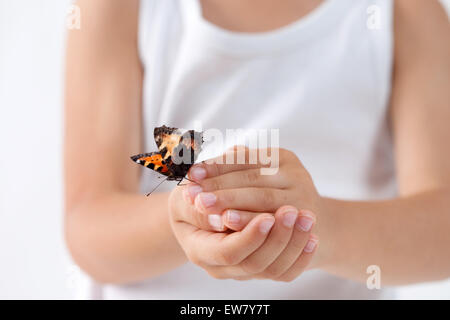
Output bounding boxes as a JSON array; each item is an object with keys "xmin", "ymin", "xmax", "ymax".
[
  {"xmin": 208, "ymin": 214, "xmax": 224, "ymax": 231},
  {"xmin": 295, "ymin": 211, "xmax": 315, "ymax": 232},
  {"xmin": 259, "ymin": 218, "xmax": 275, "ymax": 234},
  {"xmin": 226, "ymin": 210, "xmax": 240, "ymax": 224},
  {"xmin": 282, "ymin": 210, "xmax": 298, "ymax": 228},
  {"xmin": 303, "ymin": 239, "xmax": 318, "ymax": 253},
  {"xmin": 188, "ymin": 185, "xmax": 203, "ymax": 200},
  {"xmin": 190, "ymin": 166, "xmax": 207, "ymax": 181},
  {"xmin": 197, "ymin": 192, "xmax": 217, "ymax": 208}
]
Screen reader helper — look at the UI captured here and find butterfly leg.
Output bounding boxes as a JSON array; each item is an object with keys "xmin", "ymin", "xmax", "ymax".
[
  {"xmin": 185, "ymin": 177, "xmax": 197, "ymax": 183},
  {"xmin": 177, "ymin": 177, "xmax": 199, "ymax": 186}
]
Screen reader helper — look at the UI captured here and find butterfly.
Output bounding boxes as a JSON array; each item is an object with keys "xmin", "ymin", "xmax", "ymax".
[{"xmin": 131, "ymin": 125, "xmax": 203, "ymax": 195}]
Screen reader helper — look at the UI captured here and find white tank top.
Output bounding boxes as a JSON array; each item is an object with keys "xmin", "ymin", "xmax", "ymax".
[{"xmin": 102, "ymin": 0, "xmax": 396, "ymax": 299}]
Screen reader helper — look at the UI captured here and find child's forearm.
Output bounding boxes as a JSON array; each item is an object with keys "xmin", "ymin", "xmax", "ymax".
[
  {"xmin": 315, "ymin": 188, "xmax": 450, "ymax": 285},
  {"xmin": 65, "ymin": 192, "xmax": 187, "ymax": 284}
]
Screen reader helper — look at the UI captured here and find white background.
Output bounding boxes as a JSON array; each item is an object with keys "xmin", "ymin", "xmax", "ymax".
[{"xmin": 0, "ymin": 0, "xmax": 449, "ymax": 299}]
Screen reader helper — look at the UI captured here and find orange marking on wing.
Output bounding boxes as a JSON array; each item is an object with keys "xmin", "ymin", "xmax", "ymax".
[
  {"xmin": 139, "ymin": 154, "xmax": 164, "ymax": 167},
  {"xmin": 139, "ymin": 154, "xmax": 169, "ymax": 173}
]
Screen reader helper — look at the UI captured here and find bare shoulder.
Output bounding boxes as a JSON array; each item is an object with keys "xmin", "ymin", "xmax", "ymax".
[
  {"xmin": 71, "ymin": 0, "xmax": 140, "ymax": 46},
  {"xmin": 392, "ymin": 0, "xmax": 449, "ymax": 97},
  {"xmin": 65, "ymin": 0, "xmax": 141, "ymax": 83},
  {"xmin": 74, "ymin": 0, "xmax": 140, "ymax": 24},
  {"xmin": 391, "ymin": 0, "xmax": 450, "ymax": 193},
  {"xmin": 65, "ymin": 0, "xmax": 143, "ymax": 206},
  {"xmin": 394, "ymin": 0, "xmax": 449, "ymax": 27},
  {"xmin": 394, "ymin": 0, "xmax": 450, "ymax": 63}
]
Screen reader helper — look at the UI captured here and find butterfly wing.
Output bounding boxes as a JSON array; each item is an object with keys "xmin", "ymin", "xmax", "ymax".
[
  {"xmin": 153, "ymin": 125, "xmax": 203, "ymax": 162},
  {"xmin": 153, "ymin": 126, "xmax": 183, "ymax": 159},
  {"xmin": 131, "ymin": 126, "xmax": 204, "ymax": 183},
  {"xmin": 130, "ymin": 152, "xmax": 170, "ymax": 176},
  {"xmin": 179, "ymin": 129, "xmax": 203, "ymax": 162}
]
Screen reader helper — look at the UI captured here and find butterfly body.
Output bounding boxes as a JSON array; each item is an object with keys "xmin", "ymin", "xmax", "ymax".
[{"xmin": 131, "ymin": 126, "xmax": 203, "ymax": 190}]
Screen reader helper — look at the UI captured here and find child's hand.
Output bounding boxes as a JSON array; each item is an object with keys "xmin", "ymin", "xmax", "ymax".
[
  {"xmin": 168, "ymin": 147, "xmax": 320, "ymax": 281},
  {"xmin": 185, "ymin": 147, "xmax": 321, "ymax": 233},
  {"xmin": 169, "ymin": 184, "xmax": 318, "ymax": 281}
]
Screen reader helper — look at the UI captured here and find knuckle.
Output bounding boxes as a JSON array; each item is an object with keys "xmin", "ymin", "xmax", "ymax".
[
  {"xmin": 216, "ymin": 249, "xmax": 239, "ymax": 266},
  {"xmin": 212, "ymin": 178, "xmax": 222, "ymax": 191},
  {"xmin": 208, "ymin": 162, "xmax": 221, "ymax": 177},
  {"xmin": 261, "ymin": 189, "xmax": 275, "ymax": 207},
  {"xmin": 272, "ymin": 236, "xmax": 288, "ymax": 250},
  {"xmin": 281, "ymin": 190, "xmax": 291, "ymax": 204},
  {"xmin": 263, "ymin": 266, "xmax": 283, "ymax": 279},
  {"xmin": 240, "ymin": 260, "xmax": 265, "ymax": 275},
  {"xmin": 243, "ymin": 170, "xmax": 260, "ymax": 184},
  {"xmin": 291, "ymin": 239, "xmax": 308, "ymax": 253},
  {"xmin": 207, "ymin": 270, "xmax": 227, "ymax": 280},
  {"xmin": 291, "ymin": 233, "xmax": 310, "ymax": 250},
  {"xmin": 221, "ymin": 190, "xmax": 235, "ymax": 204},
  {"xmin": 205, "ymin": 178, "xmax": 221, "ymax": 191},
  {"xmin": 194, "ymin": 210, "xmax": 208, "ymax": 229},
  {"xmin": 186, "ymin": 250, "xmax": 202, "ymax": 267}
]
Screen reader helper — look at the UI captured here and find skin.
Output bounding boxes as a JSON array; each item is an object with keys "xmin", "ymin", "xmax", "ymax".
[
  {"xmin": 170, "ymin": 148, "xmax": 319, "ymax": 281},
  {"xmin": 199, "ymin": 0, "xmax": 324, "ymax": 32},
  {"xmin": 65, "ymin": 0, "xmax": 450, "ymax": 285},
  {"xmin": 64, "ymin": 0, "xmax": 184, "ymax": 284}
]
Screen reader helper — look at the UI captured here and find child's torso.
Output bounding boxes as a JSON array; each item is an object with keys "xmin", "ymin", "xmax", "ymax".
[{"xmin": 102, "ymin": 0, "xmax": 396, "ymax": 299}]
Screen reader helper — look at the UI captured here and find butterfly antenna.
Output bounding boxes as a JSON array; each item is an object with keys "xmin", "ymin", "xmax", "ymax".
[
  {"xmin": 177, "ymin": 176, "xmax": 198, "ymax": 186},
  {"xmin": 186, "ymin": 177, "xmax": 199, "ymax": 184},
  {"xmin": 146, "ymin": 177, "xmax": 168, "ymax": 196}
]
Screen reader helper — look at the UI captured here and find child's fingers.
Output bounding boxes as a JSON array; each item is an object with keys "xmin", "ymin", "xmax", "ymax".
[
  {"xmin": 198, "ymin": 168, "xmax": 287, "ymax": 192},
  {"xmin": 275, "ymin": 234, "xmax": 319, "ymax": 282},
  {"xmin": 204, "ymin": 206, "xmax": 299, "ymax": 278},
  {"xmin": 263, "ymin": 210, "xmax": 316, "ymax": 278},
  {"xmin": 181, "ymin": 184, "xmax": 277, "ymax": 232},
  {"xmin": 188, "ymin": 147, "xmax": 274, "ymax": 182},
  {"xmin": 237, "ymin": 206, "xmax": 298, "ymax": 274},
  {"xmin": 222, "ymin": 209, "xmax": 262, "ymax": 231},
  {"xmin": 181, "ymin": 184, "xmax": 264, "ymax": 232},
  {"xmin": 186, "ymin": 214, "xmax": 275, "ymax": 267},
  {"xmin": 189, "ymin": 162, "xmax": 261, "ymax": 182},
  {"xmin": 194, "ymin": 188, "xmax": 286, "ymax": 215},
  {"xmin": 177, "ymin": 186, "xmax": 227, "ymax": 232}
]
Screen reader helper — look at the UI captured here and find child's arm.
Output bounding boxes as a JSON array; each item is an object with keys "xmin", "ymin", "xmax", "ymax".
[
  {"xmin": 64, "ymin": 0, "xmax": 187, "ymax": 284},
  {"xmin": 319, "ymin": 0, "xmax": 450, "ymax": 285},
  {"xmin": 187, "ymin": 142, "xmax": 449, "ymax": 285}
]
